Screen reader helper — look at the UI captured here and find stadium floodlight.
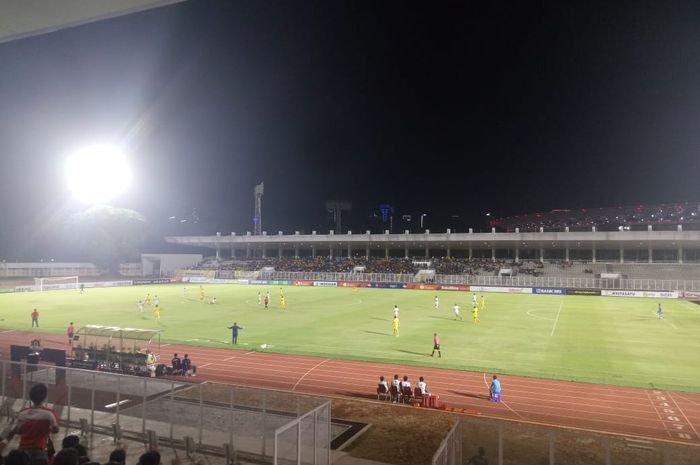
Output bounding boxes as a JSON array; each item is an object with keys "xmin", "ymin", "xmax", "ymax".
[{"xmin": 66, "ymin": 145, "xmax": 131, "ymax": 204}]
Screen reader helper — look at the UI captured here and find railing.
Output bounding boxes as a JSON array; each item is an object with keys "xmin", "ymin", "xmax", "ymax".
[
  {"xmin": 273, "ymin": 402, "xmax": 331, "ymax": 465},
  {"xmin": 0, "ymin": 361, "xmax": 330, "ymax": 465},
  {"xmin": 254, "ymin": 271, "xmax": 700, "ymax": 292},
  {"xmin": 452, "ymin": 416, "xmax": 700, "ymax": 465},
  {"xmin": 432, "ymin": 420, "xmax": 462, "ymax": 465}
]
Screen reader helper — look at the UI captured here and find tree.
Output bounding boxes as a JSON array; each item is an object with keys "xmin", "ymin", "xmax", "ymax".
[{"xmin": 65, "ymin": 206, "xmax": 146, "ymax": 273}]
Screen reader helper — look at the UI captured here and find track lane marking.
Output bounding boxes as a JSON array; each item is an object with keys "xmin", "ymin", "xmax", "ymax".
[{"xmin": 292, "ymin": 358, "xmax": 330, "ymax": 391}]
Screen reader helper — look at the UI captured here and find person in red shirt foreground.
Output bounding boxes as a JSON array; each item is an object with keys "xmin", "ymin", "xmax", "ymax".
[{"xmin": 7, "ymin": 384, "xmax": 59, "ymax": 463}]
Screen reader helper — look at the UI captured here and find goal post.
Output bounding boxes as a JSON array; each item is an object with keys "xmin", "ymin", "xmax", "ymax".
[{"xmin": 34, "ymin": 276, "xmax": 79, "ymax": 292}]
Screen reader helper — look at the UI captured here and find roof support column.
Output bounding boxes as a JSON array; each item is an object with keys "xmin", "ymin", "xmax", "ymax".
[
  {"xmin": 425, "ymin": 246, "xmax": 429, "ymax": 259},
  {"xmin": 678, "ymin": 245, "xmax": 683, "ymax": 264},
  {"xmin": 515, "ymin": 246, "xmax": 519, "ymax": 263},
  {"xmin": 591, "ymin": 245, "xmax": 596, "ymax": 264},
  {"xmin": 468, "ymin": 245, "xmax": 472, "ymax": 260},
  {"xmin": 619, "ymin": 245, "xmax": 624, "ymax": 264},
  {"xmin": 565, "ymin": 246, "xmax": 570, "ymax": 262},
  {"xmin": 365, "ymin": 245, "xmax": 370, "ymax": 259},
  {"xmin": 329, "ymin": 246, "xmax": 333, "ymax": 259},
  {"xmin": 539, "ymin": 246, "xmax": 544, "ymax": 263},
  {"xmin": 404, "ymin": 246, "xmax": 409, "ymax": 259},
  {"xmin": 385, "ymin": 247, "xmax": 389, "ymax": 259},
  {"xmin": 246, "ymin": 245, "xmax": 251, "ymax": 259},
  {"xmin": 278, "ymin": 246, "xmax": 283, "ymax": 258},
  {"xmin": 446, "ymin": 246, "xmax": 451, "ymax": 258},
  {"xmin": 261, "ymin": 245, "xmax": 267, "ymax": 259},
  {"xmin": 648, "ymin": 245, "xmax": 652, "ymax": 264},
  {"xmin": 215, "ymin": 246, "xmax": 221, "ymax": 261},
  {"xmin": 347, "ymin": 243, "xmax": 352, "ymax": 258},
  {"xmin": 492, "ymin": 245, "xmax": 496, "ymax": 262},
  {"xmin": 312, "ymin": 246, "xmax": 316, "ymax": 258}
]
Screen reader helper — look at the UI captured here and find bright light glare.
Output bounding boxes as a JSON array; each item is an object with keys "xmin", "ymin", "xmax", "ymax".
[{"xmin": 66, "ymin": 145, "xmax": 131, "ymax": 204}]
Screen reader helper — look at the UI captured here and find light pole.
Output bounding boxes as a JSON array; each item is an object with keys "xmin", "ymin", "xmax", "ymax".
[{"xmin": 420, "ymin": 213, "xmax": 427, "ymax": 230}]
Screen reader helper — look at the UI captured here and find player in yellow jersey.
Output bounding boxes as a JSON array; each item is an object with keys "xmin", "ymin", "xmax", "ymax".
[
  {"xmin": 199, "ymin": 285, "xmax": 205, "ymax": 303},
  {"xmin": 145, "ymin": 293, "xmax": 151, "ymax": 306},
  {"xmin": 480, "ymin": 295, "xmax": 486, "ymax": 310},
  {"xmin": 392, "ymin": 317, "xmax": 400, "ymax": 336},
  {"xmin": 153, "ymin": 304, "xmax": 161, "ymax": 320},
  {"xmin": 472, "ymin": 304, "xmax": 480, "ymax": 324},
  {"xmin": 352, "ymin": 286, "xmax": 359, "ymax": 295},
  {"xmin": 280, "ymin": 294, "xmax": 286, "ymax": 309}
]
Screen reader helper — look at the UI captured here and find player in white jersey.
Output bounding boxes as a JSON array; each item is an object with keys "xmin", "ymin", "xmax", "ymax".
[
  {"xmin": 472, "ymin": 293, "xmax": 477, "ymax": 306},
  {"xmin": 154, "ymin": 296, "xmax": 159, "ymax": 307},
  {"xmin": 138, "ymin": 300, "xmax": 144, "ymax": 313},
  {"xmin": 258, "ymin": 291, "xmax": 262, "ymax": 305},
  {"xmin": 453, "ymin": 304, "xmax": 462, "ymax": 320},
  {"xmin": 434, "ymin": 296, "xmax": 439, "ymax": 309},
  {"xmin": 393, "ymin": 305, "xmax": 399, "ymax": 319}
]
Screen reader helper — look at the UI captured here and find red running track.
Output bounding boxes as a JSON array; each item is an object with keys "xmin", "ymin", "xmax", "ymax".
[{"xmin": 2, "ymin": 329, "xmax": 700, "ymax": 446}]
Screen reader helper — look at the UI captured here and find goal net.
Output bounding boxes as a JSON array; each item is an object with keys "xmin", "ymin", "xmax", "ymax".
[{"xmin": 34, "ymin": 276, "xmax": 79, "ymax": 292}]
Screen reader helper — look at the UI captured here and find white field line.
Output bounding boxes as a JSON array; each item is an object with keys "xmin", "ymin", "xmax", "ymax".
[
  {"xmin": 550, "ymin": 301, "xmax": 564, "ymax": 337},
  {"xmin": 292, "ymin": 358, "xmax": 330, "ymax": 391},
  {"xmin": 482, "ymin": 372, "xmax": 524, "ymax": 419},
  {"xmin": 667, "ymin": 391, "xmax": 700, "ymax": 440},
  {"xmin": 526, "ymin": 309, "xmax": 556, "ymax": 321}
]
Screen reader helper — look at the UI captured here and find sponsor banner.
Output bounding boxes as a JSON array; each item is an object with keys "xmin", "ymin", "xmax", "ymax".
[
  {"xmin": 15, "ymin": 286, "xmax": 36, "ymax": 292},
  {"xmin": 602, "ymin": 290, "xmax": 679, "ymax": 299},
  {"xmin": 0, "ymin": 288, "xmax": 14, "ymax": 294},
  {"xmin": 566, "ymin": 288, "xmax": 601, "ymax": 296},
  {"xmin": 313, "ymin": 281, "xmax": 338, "ymax": 287},
  {"xmin": 85, "ymin": 280, "xmax": 132, "ymax": 288},
  {"xmin": 338, "ymin": 281, "xmax": 369, "ymax": 288},
  {"xmin": 439, "ymin": 285, "xmax": 470, "ymax": 292},
  {"xmin": 133, "ymin": 278, "xmax": 171, "ymax": 285},
  {"xmin": 269, "ymin": 280, "xmax": 292, "ymax": 286},
  {"xmin": 249, "ymin": 280, "xmax": 269, "ymax": 285},
  {"xmin": 169, "ymin": 277, "xmax": 182, "ymax": 283},
  {"xmin": 236, "ymin": 279, "xmax": 250, "ymax": 285},
  {"xmin": 403, "ymin": 283, "xmax": 442, "ymax": 291},
  {"xmin": 293, "ymin": 280, "xmax": 314, "ymax": 286},
  {"xmin": 184, "ymin": 276, "xmax": 209, "ymax": 284},
  {"xmin": 470, "ymin": 286, "xmax": 532, "ymax": 294},
  {"xmin": 684, "ymin": 291, "xmax": 700, "ymax": 300},
  {"xmin": 533, "ymin": 288, "xmax": 566, "ymax": 295},
  {"xmin": 367, "ymin": 282, "xmax": 405, "ymax": 289}
]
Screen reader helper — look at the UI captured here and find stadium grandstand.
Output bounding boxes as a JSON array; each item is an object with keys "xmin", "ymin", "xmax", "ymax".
[{"xmin": 490, "ymin": 202, "xmax": 700, "ymax": 232}]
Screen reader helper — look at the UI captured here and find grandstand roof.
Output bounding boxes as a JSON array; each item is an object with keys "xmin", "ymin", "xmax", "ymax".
[{"xmin": 0, "ymin": 0, "xmax": 184, "ymax": 44}]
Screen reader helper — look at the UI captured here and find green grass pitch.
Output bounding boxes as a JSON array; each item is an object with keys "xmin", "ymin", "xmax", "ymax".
[{"xmin": 1, "ymin": 284, "xmax": 699, "ymax": 392}]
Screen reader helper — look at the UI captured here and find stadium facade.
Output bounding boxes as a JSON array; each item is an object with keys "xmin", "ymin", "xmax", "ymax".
[{"xmin": 166, "ymin": 226, "xmax": 700, "ymax": 263}]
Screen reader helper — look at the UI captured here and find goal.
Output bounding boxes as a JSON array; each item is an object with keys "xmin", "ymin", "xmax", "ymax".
[{"xmin": 34, "ymin": 276, "xmax": 79, "ymax": 292}]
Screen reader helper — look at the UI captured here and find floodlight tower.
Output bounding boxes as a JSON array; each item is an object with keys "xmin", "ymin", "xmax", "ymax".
[
  {"xmin": 326, "ymin": 200, "xmax": 352, "ymax": 233},
  {"xmin": 254, "ymin": 182, "xmax": 264, "ymax": 235}
]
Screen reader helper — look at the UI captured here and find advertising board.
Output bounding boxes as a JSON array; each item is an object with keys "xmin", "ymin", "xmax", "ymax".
[
  {"xmin": 601, "ymin": 290, "xmax": 679, "ymax": 299},
  {"xmin": 566, "ymin": 288, "xmax": 601, "ymax": 296},
  {"xmin": 470, "ymin": 286, "xmax": 532, "ymax": 294},
  {"xmin": 313, "ymin": 281, "xmax": 338, "ymax": 287},
  {"xmin": 533, "ymin": 288, "xmax": 566, "ymax": 295}
]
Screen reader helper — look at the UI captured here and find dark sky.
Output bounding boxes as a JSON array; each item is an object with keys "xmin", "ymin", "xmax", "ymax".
[{"xmin": 2, "ymin": 0, "xmax": 700, "ymax": 259}]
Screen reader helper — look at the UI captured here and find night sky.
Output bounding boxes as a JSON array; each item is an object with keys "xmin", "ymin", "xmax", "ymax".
[{"xmin": 1, "ymin": 1, "xmax": 700, "ymax": 259}]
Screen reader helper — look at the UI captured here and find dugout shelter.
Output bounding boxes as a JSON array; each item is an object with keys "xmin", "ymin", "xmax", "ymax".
[{"xmin": 71, "ymin": 325, "xmax": 161, "ymax": 375}]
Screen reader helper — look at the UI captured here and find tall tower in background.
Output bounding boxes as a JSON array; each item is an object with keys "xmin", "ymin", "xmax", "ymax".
[
  {"xmin": 253, "ymin": 182, "xmax": 264, "ymax": 235},
  {"xmin": 326, "ymin": 200, "xmax": 352, "ymax": 233}
]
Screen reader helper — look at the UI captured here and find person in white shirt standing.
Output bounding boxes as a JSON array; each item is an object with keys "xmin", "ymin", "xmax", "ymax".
[
  {"xmin": 453, "ymin": 304, "xmax": 462, "ymax": 320},
  {"xmin": 393, "ymin": 305, "xmax": 399, "ymax": 319}
]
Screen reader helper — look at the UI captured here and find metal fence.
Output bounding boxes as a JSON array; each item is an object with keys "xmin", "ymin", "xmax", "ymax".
[
  {"xmin": 257, "ymin": 271, "xmax": 700, "ymax": 291},
  {"xmin": 432, "ymin": 420, "xmax": 462, "ymax": 465},
  {"xmin": 432, "ymin": 417, "xmax": 700, "ymax": 465},
  {"xmin": 0, "ymin": 361, "xmax": 330, "ymax": 465}
]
